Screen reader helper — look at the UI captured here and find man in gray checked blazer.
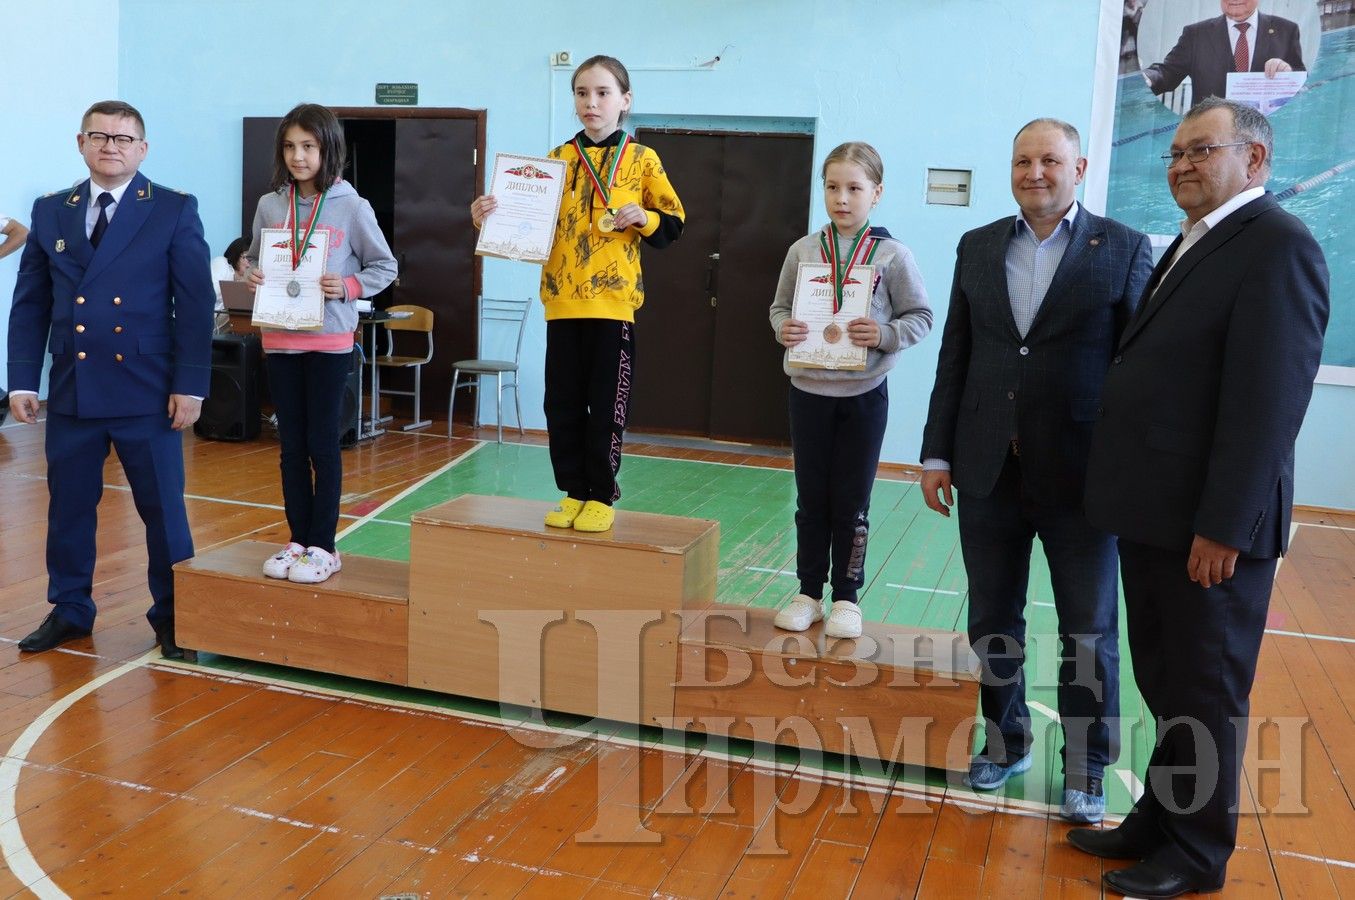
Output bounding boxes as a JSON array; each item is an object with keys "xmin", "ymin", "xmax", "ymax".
[{"xmin": 919, "ymin": 118, "xmax": 1152, "ymax": 824}]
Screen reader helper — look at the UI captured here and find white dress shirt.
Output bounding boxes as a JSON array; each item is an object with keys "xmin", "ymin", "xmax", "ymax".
[
  {"xmin": 1160, "ymin": 185, "xmax": 1266, "ymax": 284},
  {"xmin": 85, "ymin": 176, "xmax": 134, "ymax": 238}
]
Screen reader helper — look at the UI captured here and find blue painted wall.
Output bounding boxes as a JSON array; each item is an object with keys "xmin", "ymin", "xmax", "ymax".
[
  {"xmin": 6, "ymin": 1, "xmax": 1351, "ymax": 509},
  {"xmin": 0, "ymin": 0, "xmax": 119, "ymax": 387}
]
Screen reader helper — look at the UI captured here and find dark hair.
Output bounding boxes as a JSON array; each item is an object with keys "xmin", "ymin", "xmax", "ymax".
[
  {"xmin": 1014, "ymin": 117, "xmax": 1081, "ymax": 153},
  {"xmin": 571, "ymin": 55, "xmax": 632, "ymax": 123},
  {"xmin": 82, "ymin": 100, "xmax": 146, "ymax": 138},
  {"xmin": 270, "ymin": 103, "xmax": 346, "ymax": 191},
  {"xmin": 1185, "ymin": 96, "xmax": 1273, "ymax": 173},
  {"xmin": 224, "ymin": 237, "xmax": 250, "ymax": 268}
]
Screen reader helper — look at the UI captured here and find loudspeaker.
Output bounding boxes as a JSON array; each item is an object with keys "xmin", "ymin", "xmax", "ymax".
[
  {"xmin": 339, "ymin": 345, "xmax": 362, "ymax": 449},
  {"xmin": 195, "ymin": 334, "xmax": 262, "ymax": 441}
]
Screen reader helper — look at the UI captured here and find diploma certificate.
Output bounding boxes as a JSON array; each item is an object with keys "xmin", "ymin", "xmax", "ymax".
[
  {"xmin": 1226, "ymin": 71, "xmax": 1307, "ymax": 116},
  {"xmin": 253, "ymin": 228, "xmax": 328, "ymax": 330},
  {"xmin": 788, "ymin": 262, "xmax": 874, "ymax": 371},
  {"xmin": 475, "ymin": 153, "xmax": 568, "ymax": 264}
]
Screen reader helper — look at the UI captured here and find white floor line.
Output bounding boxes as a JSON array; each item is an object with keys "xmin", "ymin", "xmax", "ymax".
[
  {"xmin": 1274, "ymin": 522, "xmax": 1302, "ymax": 578},
  {"xmin": 746, "ymin": 566, "xmax": 794, "ymax": 577},
  {"xmin": 0, "ymin": 650, "xmax": 155, "ymax": 898},
  {"xmin": 0, "ymin": 443, "xmax": 489, "ymax": 894},
  {"xmin": 1294, "ymin": 521, "xmax": 1355, "ymax": 533},
  {"xmin": 885, "ymin": 583, "xmax": 963, "ymax": 596},
  {"xmin": 1032, "ymin": 601, "xmax": 1055, "ymax": 608},
  {"xmin": 1271, "ymin": 849, "xmax": 1355, "ymax": 870},
  {"xmin": 1116, "ymin": 769, "xmax": 1145, "ymax": 802},
  {"xmin": 1264, "ymin": 628, "xmax": 1355, "ymax": 645},
  {"xmin": 101, "ymin": 485, "xmax": 408, "ymax": 527},
  {"xmin": 337, "ymin": 442, "xmax": 485, "ymax": 541},
  {"xmin": 1027, "ymin": 700, "xmax": 1061, "ymax": 724},
  {"xmin": 153, "ymin": 658, "xmax": 1086, "ymax": 817},
  {"xmin": 4, "ymin": 443, "xmax": 1346, "ymax": 892},
  {"xmin": 5, "ymin": 755, "xmax": 443, "ymax": 857}
]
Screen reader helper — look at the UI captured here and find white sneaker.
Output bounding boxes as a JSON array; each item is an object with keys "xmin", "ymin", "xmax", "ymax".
[
  {"xmin": 773, "ymin": 594, "xmax": 826, "ymax": 632},
  {"xmin": 824, "ymin": 602, "xmax": 863, "ymax": 639},
  {"xmin": 287, "ymin": 546, "xmax": 342, "ymax": 584},
  {"xmin": 263, "ymin": 542, "xmax": 306, "ymax": 579}
]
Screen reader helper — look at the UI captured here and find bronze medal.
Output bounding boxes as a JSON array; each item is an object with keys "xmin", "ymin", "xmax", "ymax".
[{"xmin": 823, "ymin": 323, "xmax": 843, "ymax": 344}]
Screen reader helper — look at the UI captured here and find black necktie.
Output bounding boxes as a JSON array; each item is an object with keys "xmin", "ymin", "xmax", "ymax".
[{"xmin": 90, "ymin": 192, "xmax": 113, "ymax": 248}]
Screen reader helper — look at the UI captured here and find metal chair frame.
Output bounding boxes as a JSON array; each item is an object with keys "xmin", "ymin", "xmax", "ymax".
[{"xmin": 448, "ymin": 297, "xmax": 530, "ymax": 443}]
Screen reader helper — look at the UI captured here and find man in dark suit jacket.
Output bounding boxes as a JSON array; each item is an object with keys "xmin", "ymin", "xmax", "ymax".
[
  {"xmin": 7, "ymin": 100, "xmax": 214, "ymax": 659},
  {"xmin": 1144, "ymin": 0, "xmax": 1304, "ymax": 108},
  {"xmin": 920, "ymin": 119, "xmax": 1153, "ymax": 824},
  {"xmin": 1069, "ymin": 97, "xmax": 1328, "ymax": 899}
]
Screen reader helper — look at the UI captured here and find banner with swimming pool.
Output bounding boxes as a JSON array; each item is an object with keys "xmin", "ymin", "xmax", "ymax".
[{"xmin": 1092, "ymin": 0, "xmax": 1355, "ymax": 384}]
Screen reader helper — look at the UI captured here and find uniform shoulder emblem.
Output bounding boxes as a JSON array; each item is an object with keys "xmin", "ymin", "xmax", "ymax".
[{"xmin": 149, "ymin": 182, "xmax": 191, "ymax": 199}]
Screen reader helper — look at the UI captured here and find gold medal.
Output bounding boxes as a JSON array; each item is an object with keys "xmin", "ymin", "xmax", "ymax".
[
  {"xmin": 823, "ymin": 323, "xmax": 843, "ymax": 344},
  {"xmin": 598, "ymin": 210, "xmax": 617, "ymax": 233}
]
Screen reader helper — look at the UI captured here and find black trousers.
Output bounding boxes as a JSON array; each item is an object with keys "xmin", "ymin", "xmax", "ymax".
[
  {"xmin": 266, "ymin": 351, "xmax": 350, "ymax": 553},
  {"xmin": 544, "ymin": 319, "xmax": 635, "ymax": 504},
  {"xmin": 788, "ymin": 382, "xmax": 888, "ymax": 604},
  {"xmin": 1116, "ymin": 537, "xmax": 1276, "ymax": 887}
]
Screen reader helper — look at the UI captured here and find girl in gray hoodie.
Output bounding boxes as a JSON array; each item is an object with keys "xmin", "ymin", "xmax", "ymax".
[{"xmin": 246, "ymin": 103, "xmax": 397, "ymax": 585}]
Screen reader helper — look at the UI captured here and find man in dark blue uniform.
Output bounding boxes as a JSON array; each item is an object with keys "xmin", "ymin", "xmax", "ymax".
[{"xmin": 7, "ymin": 100, "xmax": 214, "ymax": 659}]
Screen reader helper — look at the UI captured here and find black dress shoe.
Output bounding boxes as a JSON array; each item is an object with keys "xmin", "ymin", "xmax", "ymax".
[
  {"xmin": 1067, "ymin": 825, "xmax": 1156, "ymax": 860},
  {"xmin": 153, "ymin": 618, "xmax": 185, "ymax": 660},
  {"xmin": 18, "ymin": 612, "xmax": 92, "ymax": 653},
  {"xmin": 1104, "ymin": 861, "xmax": 1223, "ymax": 898}
]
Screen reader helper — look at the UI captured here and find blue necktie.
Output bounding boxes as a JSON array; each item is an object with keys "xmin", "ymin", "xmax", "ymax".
[{"xmin": 90, "ymin": 192, "xmax": 113, "ymax": 248}]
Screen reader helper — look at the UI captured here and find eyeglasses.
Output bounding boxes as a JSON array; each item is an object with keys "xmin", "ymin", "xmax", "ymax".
[
  {"xmin": 1161, "ymin": 141, "xmax": 1250, "ymax": 167},
  {"xmin": 83, "ymin": 131, "xmax": 142, "ymax": 148}
]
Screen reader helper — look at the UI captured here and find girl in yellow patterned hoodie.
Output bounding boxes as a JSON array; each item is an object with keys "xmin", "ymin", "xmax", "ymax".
[{"xmin": 472, "ymin": 55, "xmax": 684, "ymax": 532}]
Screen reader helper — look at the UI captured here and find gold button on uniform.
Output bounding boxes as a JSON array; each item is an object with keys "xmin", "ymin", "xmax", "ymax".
[
  {"xmin": 75, "ymin": 296, "xmax": 85, "ymax": 305},
  {"xmin": 77, "ymin": 351, "xmax": 87, "ymax": 360},
  {"xmin": 115, "ymin": 354, "xmax": 124, "ymax": 362},
  {"xmin": 114, "ymin": 326, "xmax": 123, "ymax": 333},
  {"xmin": 75, "ymin": 324, "xmax": 85, "ymax": 333},
  {"xmin": 113, "ymin": 297, "xmax": 122, "ymax": 305}
]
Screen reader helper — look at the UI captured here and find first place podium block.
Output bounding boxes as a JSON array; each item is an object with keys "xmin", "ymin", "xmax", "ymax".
[{"xmin": 408, "ymin": 495, "xmax": 719, "ymax": 725}]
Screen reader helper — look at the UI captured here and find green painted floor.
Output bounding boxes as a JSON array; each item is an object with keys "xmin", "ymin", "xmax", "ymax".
[
  {"xmin": 185, "ymin": 441, "xmax": 1149, "ymax": 813},
  {"xmin": 325, "ymin": 442, "xmax": 1150, "ymax": 816}
]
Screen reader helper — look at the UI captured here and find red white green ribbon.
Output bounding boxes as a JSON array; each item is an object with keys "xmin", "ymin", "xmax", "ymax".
[
  {"xmin": 287, "ymin": 183, "xmax": 328, "ymax": 271},
  {"xmin": 573, "ymin": 132, "xmax": 632, "ymax": 207},
  {"xmin": 818, "ymin": 223, "xmax": 873, "ymax": 313}
]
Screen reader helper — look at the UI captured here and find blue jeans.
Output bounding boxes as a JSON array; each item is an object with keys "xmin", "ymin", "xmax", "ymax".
[
  {"xmin": 266, "ymin": 351, "xmax": 351, "ymax": 553},
  {"xmin": 958, "ymin": 452, "xmax": 1120, "ymax": 785}
]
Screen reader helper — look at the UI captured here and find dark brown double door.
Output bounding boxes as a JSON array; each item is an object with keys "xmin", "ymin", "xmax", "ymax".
[
  {"xmin": 632, "ymin": 130, "xmax": 812, "ymax": 445},
  {"xmin": 241, "ymin": 110, "xmax": 482, "ymax": 416}
]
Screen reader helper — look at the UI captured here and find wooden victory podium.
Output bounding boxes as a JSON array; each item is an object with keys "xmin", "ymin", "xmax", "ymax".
[
  {"xmin": 175, "ymin": 495, "xmax": 978, "ymax": 771},
  {"xmin": 407, "ymin": 494, "xmax": 718, "ymax": 725}
]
